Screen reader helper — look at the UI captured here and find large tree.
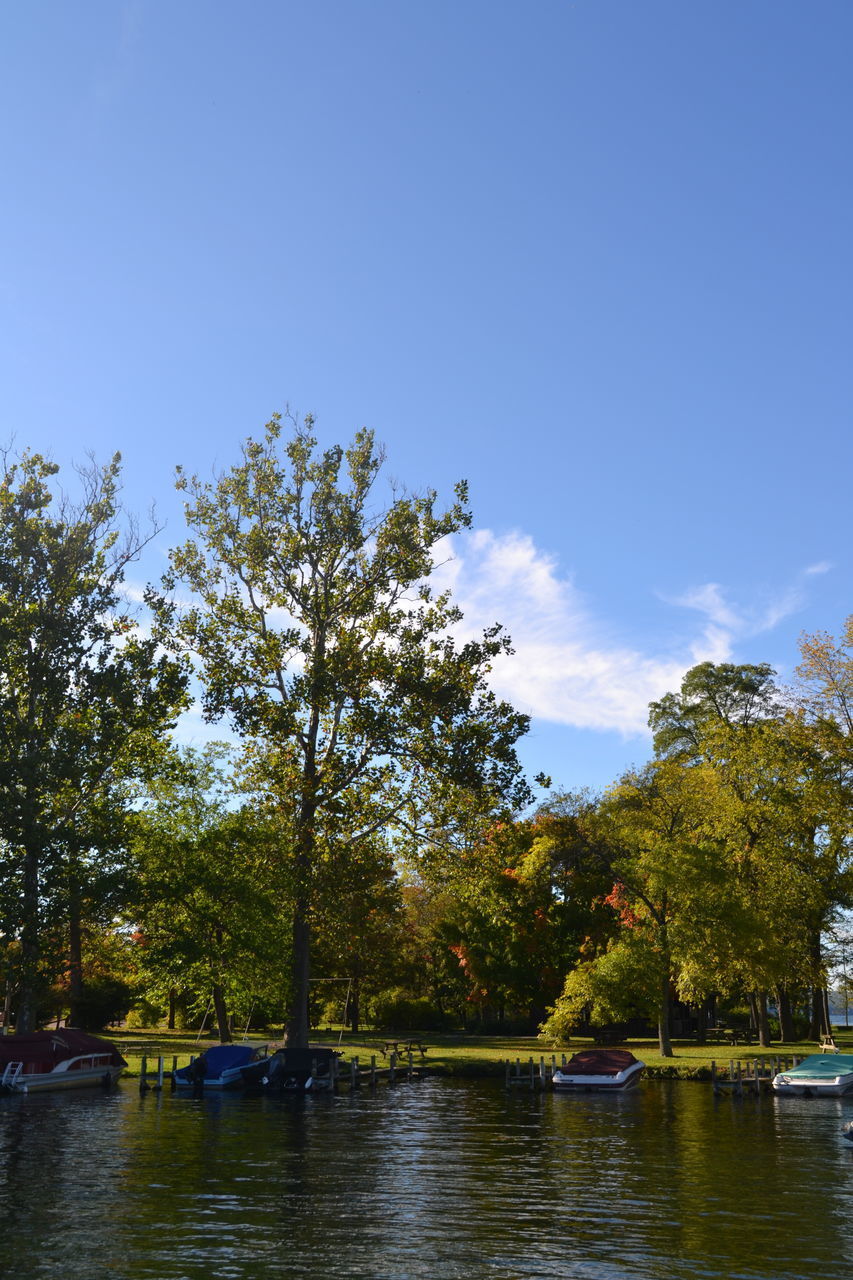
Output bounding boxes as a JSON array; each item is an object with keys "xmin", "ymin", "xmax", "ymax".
[
  {"xmin": 151, "ymin": 415, "xmax": 530, "ymax": 1045},
  {"xmin": 0, "ymin": 451, "xmax": 187, "ymax": 1030}
]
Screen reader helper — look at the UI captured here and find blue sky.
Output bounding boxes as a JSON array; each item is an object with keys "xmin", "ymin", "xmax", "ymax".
[{"xmin": 2, "ymin": 1, "xmax": 852, "ymax": 797}]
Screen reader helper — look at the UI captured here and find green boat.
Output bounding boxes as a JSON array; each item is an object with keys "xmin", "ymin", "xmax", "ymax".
[{"xmin": 772, "ymin": 1053, "xmax": 853, "ymax": 1097}]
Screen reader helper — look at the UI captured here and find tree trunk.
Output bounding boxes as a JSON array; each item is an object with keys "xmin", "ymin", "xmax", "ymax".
[
  {"xmin": 657, "ymin": 969, "xmax": 673, "ymax": 1058},
  {"xmin": 756, "ymin": 990, "xmax": 771, "ymax": 1047},
  {"xmin": 285, "ymin": 786, "xmax": 317, "ymax": 1049},
  {"xmin": 168, "ymin": 988, "xmax": 176, "ymax": 1030},
  {"xmin": 212, "ymin": 984, "xmax": 232, "ymax": 1042},
  {"xmin": 67, "ymin": 880, "xmax": 83, "ymax": 1027},
  {"xmin": 808, "ymin": 930, "xmax": 825, "ymax": 1038},
  {"xmin": 776, "ymin": 986, "xmax": 795, "ymax": 1042},
  {"xmin": 348, "ymin": 972, "xmax": 360, "ymax": 1036},
  {"xmin": 695, "ymin": 996, "xmax": 715, "ymax": 1045},
  {"xmin": 17, "ymin": 844, "xmax": 41, "ymax": 1033},
  {"xmin": 285, "ymin": 901, "xmax": 311, "ymax": 1047}
]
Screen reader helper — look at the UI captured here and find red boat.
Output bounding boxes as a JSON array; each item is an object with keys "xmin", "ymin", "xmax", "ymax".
[
  {"xmin": 0, "ymin": 1029, "xmax": 126, "ymax": 1094},
  {"xmin": 552, "ymin": 1049, "xmax": 644, "ymax": 1091}
]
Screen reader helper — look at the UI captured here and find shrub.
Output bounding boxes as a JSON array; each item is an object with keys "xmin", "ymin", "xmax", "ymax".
[
  {"xmin": 73, "ymin": 977, "xmax": 134, "ymax": 1030},
  {"xmin": 125, "ymin": 998, "xmax": 166, "ymax": 1029},
  {"xmin": 371, "ymin": 990, "xmax": 452, "ymax": 1032}
]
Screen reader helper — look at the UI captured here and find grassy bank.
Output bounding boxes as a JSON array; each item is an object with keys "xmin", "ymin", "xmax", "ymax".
[{"xmin": 109, "ymin": 1025, "xmax": 853, "ymax": 1080}]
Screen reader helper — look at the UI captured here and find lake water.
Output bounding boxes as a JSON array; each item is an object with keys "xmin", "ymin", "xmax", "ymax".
[{"xmin": 1, "ymin": 1075, "xmax": 852, "ymax": 1279}]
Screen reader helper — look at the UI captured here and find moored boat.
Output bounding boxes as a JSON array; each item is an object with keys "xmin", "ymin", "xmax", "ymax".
[
  {"xmin": 772, "ymin": 1053, "xmax": 853, "ymax": 1097},
  {"xmin": 0, "ymin": 1029, "xmax": 126, "ymax": 1094},
  {"xmin": 241, "ymin": 1045, "xmax": 341, "ymax": 1091},
  {"xmin": 552, "ymin": 1049, "xmax": 645, "ymax": 1092},
  {"xmin": 173, "ymin": 1042, "xmax": 269, "ymax": 1090}
]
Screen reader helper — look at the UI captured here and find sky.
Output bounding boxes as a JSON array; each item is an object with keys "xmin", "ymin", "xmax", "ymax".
[{"xmin": 2, "ymin": 1, "xmax": 852, "ymax": 799}]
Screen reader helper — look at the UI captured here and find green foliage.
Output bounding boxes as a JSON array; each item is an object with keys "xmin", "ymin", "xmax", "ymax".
[
  {"xmin": 536, "ymin": 662, "xmax": 853, "ymax": 1052},
  {"xmin": 125, "ymin": 999, "xmax": 167, "ymax": 1030},
  {"xmin": 0, "ymin": 449, "xmax": 187, "ymax": 1029},
  {"xmin": 370, "ymin": 989, "xmax": 453, "ymax": 1032},
  {"xmin": 540, "ymin": 932, "xmax": 663, "ymax": 1042},
  {"xmin": 68, "ymin": 976, "xmax": 134, "ymax": 1031},
  {"xmin": 648, "ymin": 661, "xmax": 779, "ymax": 759},
  {"xmin": 130, "ymin": 744, "xmax": 289, "ymax": 1036}
]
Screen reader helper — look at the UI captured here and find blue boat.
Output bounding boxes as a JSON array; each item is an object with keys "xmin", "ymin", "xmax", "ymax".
[{"xmin": 173, "ymin": 1043, "xmax": 269, "ymax": 1091}]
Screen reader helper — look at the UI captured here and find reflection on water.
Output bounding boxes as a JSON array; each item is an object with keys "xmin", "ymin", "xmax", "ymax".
[{"xmin": 1, "ymin": 1078, "xmax": 852, "ymax": 1279}]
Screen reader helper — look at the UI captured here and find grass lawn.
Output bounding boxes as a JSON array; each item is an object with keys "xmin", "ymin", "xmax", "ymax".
[{"xmin": 109, "ymin": 1025, "xmax": 853, "ymax": 1080}]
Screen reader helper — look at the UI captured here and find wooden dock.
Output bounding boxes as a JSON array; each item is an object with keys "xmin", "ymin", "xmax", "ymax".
[
  {"xmin": 138, "ymin": 1047, "xmax": 428, "ymax": 1094},
  {"xmin": 335, "ymin": 1050, "xmax": 428, "ymax": 1090},
  {"xmin": 502, "ymin": 1055, "xmax": 564, "ymax": 1090},
  {"xmin": 711, "ymin": 1055, "xmax": 800, "ymax": 1096}
]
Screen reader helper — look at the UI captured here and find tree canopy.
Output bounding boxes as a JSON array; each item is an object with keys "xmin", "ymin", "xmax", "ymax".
[{"xmin": 0, "ymin": 450, "xmax": 187, "ymax": 1030}]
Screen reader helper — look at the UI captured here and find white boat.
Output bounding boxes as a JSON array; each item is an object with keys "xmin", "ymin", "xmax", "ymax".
[
  {"xmin": 552, "ymin": 1049, "xmax": 645, "ymax": 1091},
  {"xmin": 772, "ymin": 1053, "xmax": 853, "ymax": 1097},
  {"xmin": 0, "ymin": 1029, "xmax": 126, "ymax": 1094}
]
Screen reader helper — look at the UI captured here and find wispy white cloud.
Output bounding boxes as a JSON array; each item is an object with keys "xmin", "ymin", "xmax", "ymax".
[
  {"xmin": 431, "ymin": 531, "xmax": 714, "ymax": 737},
  {"xmin": 669, "ymin": 583, "xmax": 741, "ymax": 632},
  {"xmin": 666, "ymin": 559, "xmax": 829, "ymax": 646},
  {"xmin": 433, "ymin": 533, "xmax": 824, "ymax": 738}
]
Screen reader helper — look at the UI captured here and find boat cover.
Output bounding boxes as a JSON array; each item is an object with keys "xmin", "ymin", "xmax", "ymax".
[
  {"xmin": 563, "ymin": 1050, "xmax": 639, "ymax": 1076},
  {"xmin": 0, "ymin": 1029, "xmax": 126, "ymax": 1069},
  {"xmin": 783, "ymin": 1054, "xmax": 853, "ymax": 1078},
  {"xmin": 193, "ymin": 1044, "xmax": 259, "ymax": 1078}
]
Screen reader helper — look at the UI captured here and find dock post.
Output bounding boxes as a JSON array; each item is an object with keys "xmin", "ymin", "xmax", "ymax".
[
  {"xmin": 408, "ymin": 1047, "xmax": 413, "ymax": 1081},
  {"xmin": 390, "ymin": 1051, "xmax": 397, "ymax": 1084},
  {"xmin": 139, "ymin": 1055, "xmax": 148, "ymax": 1094},
  {"xmin": 504, "ymin": 1059, "xmax": 510, "ymax": 1089},
  {"xmin": 350, "ymin": 1057, "xmax": 359, "ymax": 1090},
  {"xmin": 155, "ymin": 1057, "xmax": 164, "ymax": 1091},
  {"xmin": 711, "ymin": 1061, "xmax": 717, "ymax": 1093},
  {"xmin": 370, "ymin": 1055, "xmax": 376, "ymax": 1088},
  {"xmin": 529, "ymin": 1057, "xmax": 535, "ymax": 1091}
]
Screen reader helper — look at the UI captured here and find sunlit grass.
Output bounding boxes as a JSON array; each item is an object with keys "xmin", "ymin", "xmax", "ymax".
[{"xmin": 109, "ymin": 1024, "xmax": 853, "ymax": 1078}]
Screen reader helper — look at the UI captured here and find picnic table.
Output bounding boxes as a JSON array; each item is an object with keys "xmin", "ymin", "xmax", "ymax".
[
  {"xmin": 704, "ymin": 1027, "xmax": 750, "ymax": 1046},
  {"xmin": 382, "ymin": 1039, "xmax": 428, "ymax": 1058}
]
